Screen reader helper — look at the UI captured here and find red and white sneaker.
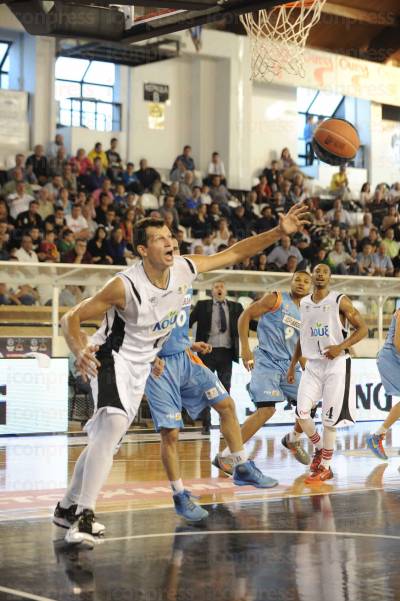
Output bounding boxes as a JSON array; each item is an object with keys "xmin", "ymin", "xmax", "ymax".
[
  {"xmin": 310, "ymin": 448, "xmax": 323, "ymax": 473},
  {"xmin": 305, "ymin": 465, "xmax": 333, "ymax": 484}
]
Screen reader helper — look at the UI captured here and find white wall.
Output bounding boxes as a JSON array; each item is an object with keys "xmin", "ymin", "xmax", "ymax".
[
  {"xmin": 370, "ymin": 102, "xmax": 400, "ymax": 187},
  {"xmin": 59, "ymin": 127, "xmax": 127, "ymax": 161},
  {"xmin": 250, "ymin": 82, "xmax": 298, "ymax": 179},
  {"xmin": 128, "ymin": 57, "xmax": 193, "ymax": 171}
]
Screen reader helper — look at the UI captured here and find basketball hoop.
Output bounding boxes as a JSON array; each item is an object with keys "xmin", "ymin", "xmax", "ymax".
[{"xmin": 240, "ymin": 0, "xmax": 327, "ymax": 80}]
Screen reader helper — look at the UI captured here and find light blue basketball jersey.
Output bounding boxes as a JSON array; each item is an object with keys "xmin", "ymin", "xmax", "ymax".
[
  {"xmin": 158, "ymin": 289, "xmax": 192, "ymax": 357},
  {"xmin": 383, "ymin": 314, "xmax": 398, "ymax": 354},
  {"xmin": 257, "ymin": 291, "xmax": 301, "ymax": 362}
]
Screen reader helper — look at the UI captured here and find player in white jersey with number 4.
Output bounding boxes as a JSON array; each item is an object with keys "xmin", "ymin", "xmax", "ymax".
[
  {"xmin": 55, "ymin": 206, "xmax": 308, "ymax": 544},
  {"xmin": 287, "ymin": 263, "xmax": 367, "ymax": 483}
]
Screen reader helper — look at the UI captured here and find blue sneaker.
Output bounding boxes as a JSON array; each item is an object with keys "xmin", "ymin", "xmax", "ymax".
[
  {"xmin": 173, "ymin": 490, "xmax": 209, "ymax": 522},
  {"xmin": 366, "ymin": 434, "xmax": 388, "ymax": 461},
  {"xmin": 233, "ymin": 460, "xmax": 278, "ymax": 489}
]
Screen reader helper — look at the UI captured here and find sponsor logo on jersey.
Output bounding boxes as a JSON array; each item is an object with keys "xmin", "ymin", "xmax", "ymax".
[
  {"xmin": 282, "ymin": 314, "xmax": 301, "ymax": 330},
  {"xmin": 310, "ymin": 322, "xmax": 329, "ymax": 337},
  {"xmin": 149, "ymin": 296, "xmax": 157, "ymax": 305},
  {"xmin": 153, "ymin": 310, "xmax": 179, "ymax": 332},
  {"xmin": 182, "ymin": 293, "xmax": 192, "ymax": 308},
  {"xmin": 205, "ymin": 387, "xmax": 219, "ymax": 400},
  {"xmin": 166, "ymin": 412, "xmax": 182, "ymax": 421},
  {"xmin": 178, "ymin": 284, "xmax": 189, "ymax": 295},
  {"xmin": 264, "ymin": 389, "xmax": 281, "ymax": 397}
]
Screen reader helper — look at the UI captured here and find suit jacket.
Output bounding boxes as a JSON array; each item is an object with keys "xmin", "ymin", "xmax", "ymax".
[{"xmin": 189, "ymin": 299, "xmax": 243, "ymax": 362}]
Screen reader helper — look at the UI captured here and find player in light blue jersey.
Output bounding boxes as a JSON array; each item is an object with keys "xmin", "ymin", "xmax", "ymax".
[
  {"xmin": 367, "ymin": 309, "xmax": 400, "ymax": 460},
  {"xmin": 145, "ymin": 238, "xmax": 279, "ymax": 523},
  {"xmin": 213, "ymin": 271, "xmax": 312, "ymax": 474}
]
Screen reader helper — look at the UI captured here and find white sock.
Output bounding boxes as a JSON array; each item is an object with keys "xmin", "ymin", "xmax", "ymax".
[
  {"xmin": 230, "ymin": 450, "xmax": 247, "ymax": 466},
  {"xmin": 289, "ymin": 430, "xmax": 302, "ymax": 443},
  {"xmin": 300, "ymin": 418, "xmax": 322, "ymax": 450},
  {"xmin": 376, "ymin": 425, "xmax": 387, "ymax": 436},
  {"xmin": 321, "ymin": 426, "xmax": 336, "ymax": 469},
  {"xmin": 170, "ymin": 479, "xmax": 184, "ymax": 494},
  {"xmin": 221, "ymin": 446, "xmax": 231, "ymax": 458},
  {"xmin": 60, "ymin": 446, "xmax": 89, "ymax": 509},
  {"xmin": 76, "ymin": 412, "xmax": 129, "ymax": 512}
]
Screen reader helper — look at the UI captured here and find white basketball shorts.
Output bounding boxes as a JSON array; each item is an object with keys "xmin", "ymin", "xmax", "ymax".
[
  {"xmin": 297, "ymin": 354, "xmax": 356, "ymax": 428},
  {"xmin": 85, "ymin": 351, "xmax": 151, "ymax": 437}
]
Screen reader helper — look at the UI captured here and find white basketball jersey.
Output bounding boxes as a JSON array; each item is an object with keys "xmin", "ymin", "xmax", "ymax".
[
  {"xmin": 91, "ymin": 256, "xmax": 197, "ymax": 365},
  {"xmin": 300, "ymin": 291, "xmax": 347, "ymax": 360}
]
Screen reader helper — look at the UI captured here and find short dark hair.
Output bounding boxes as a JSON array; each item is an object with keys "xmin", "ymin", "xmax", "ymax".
[
  {"xmin": 133, "ymin": 217, "xmax": 165, "ymax": 256},
  {"xmin": 292, "ymin": 270, "xmax": 311, "ymax": 278},
  {"xmin": 111, "ymin": 137, "xmax": 118, "ymax": 143}
]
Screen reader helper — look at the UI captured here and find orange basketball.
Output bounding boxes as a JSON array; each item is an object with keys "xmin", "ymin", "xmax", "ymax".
[{"xmin": 312, "ymin": 118, "xmax": 360, "ymax": 166}]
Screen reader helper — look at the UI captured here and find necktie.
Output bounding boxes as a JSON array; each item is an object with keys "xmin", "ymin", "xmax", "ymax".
[{"xmin": 218, "ymin": 301, "xmax": 227, "ymax": 333}]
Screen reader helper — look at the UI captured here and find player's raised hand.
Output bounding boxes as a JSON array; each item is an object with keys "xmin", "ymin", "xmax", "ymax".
[
  {"xmin": 278, "ymin": 203, "xmax": 310, "ymax": 236},
  {"xmin": 76, "ymin": 345, "xmax": 100, "ymax": 381},
  {"xmin": 323, "ymin": 345, "xmax": 342, "ymax": 360},
  {"xmin": 151, "ymin": 356, "xmax": 165, "ymax": 378},
  {"xmin": 242, "ymin": 348, "xmax": 254, "ymax": 371},
  {"xmin": 191, "ymin": 341, "xmax": 212, "ymax": 354},
  {"xmin": 287, "ymin": 364, "xmax": 296, "ymax": 384}
]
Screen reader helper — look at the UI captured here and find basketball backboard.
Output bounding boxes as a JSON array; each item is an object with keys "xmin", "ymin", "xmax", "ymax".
[
  {"xmin": 5, "ymin": 0, "xmax": 293, "ymax": 44},
  {"xmin": 123, "ymin": 1, "xmax": 294, "ymax": 43}
]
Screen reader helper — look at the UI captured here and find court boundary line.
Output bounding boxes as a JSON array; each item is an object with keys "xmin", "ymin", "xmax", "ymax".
[
  {"xmin": 1, "ymin": 484, "xmax": 398, "ymax": 523},
  {"xmin": 103, "ymin": 528, "xmax": 400, "ymax": 544},
  {"xmin": 0, "ymin": 585, "xmax": 57, "ymax": 601}
]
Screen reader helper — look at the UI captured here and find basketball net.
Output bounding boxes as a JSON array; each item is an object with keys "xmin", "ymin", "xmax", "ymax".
[{"xmin": 240, "ymin": 0, "xmax": 327, "ymax": 80}]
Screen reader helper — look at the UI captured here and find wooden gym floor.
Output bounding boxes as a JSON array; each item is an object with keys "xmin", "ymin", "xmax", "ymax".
[{"xmin": 1, "ymin": 421, "xmax": 400, "ymax": 601}]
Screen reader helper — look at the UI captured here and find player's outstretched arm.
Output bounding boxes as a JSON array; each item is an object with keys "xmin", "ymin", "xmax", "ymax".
[
  {"xmin": 324, "ymin": 296, "xmax": 368, "ymax": 359},
  {"xmin": 238, "ymin": 293, "xmax": 278, "ymax": 370},
  {"xmin": 187, "ymin": 204, "xmax": 309, "ymax": 273},
  {"xmin": 61, "ymin": 276, "xmax": 126, "ymax": 379}
]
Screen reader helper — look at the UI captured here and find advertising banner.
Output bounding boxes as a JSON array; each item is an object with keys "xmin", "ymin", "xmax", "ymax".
[{"xmin": 0, "ymin": 358, "xmax": 68, "ymax": 436}]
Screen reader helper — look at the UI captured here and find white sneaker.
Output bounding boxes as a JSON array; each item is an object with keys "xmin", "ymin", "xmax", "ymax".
[{"xmin": 53, "ymin": 503, "xmax": 105, "ymax": 535}]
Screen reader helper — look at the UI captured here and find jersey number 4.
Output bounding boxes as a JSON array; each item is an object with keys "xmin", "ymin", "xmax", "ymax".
[{"xmin": 325, "ymin": 407, "xmax": 334, "ymax": 420}]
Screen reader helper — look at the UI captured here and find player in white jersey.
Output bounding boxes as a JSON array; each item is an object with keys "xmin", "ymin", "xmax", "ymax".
[
  {"xmin": 287, "ymin": 263, "xmax": 367, "ymax": 483},
  {"xmin": 56, "ymin": 206, "xmax": 308, "ymax": 543}
]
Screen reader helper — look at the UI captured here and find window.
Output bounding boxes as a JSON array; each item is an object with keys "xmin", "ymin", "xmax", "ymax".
[
  {"xmin": 55, "ymin": 57, "xmax": 120, "ymax": 131},
  {"xmin": 297, "ymin": 87, "xmax": 344, "ymax": 166},
  {"xmin": 0, "ymin": 42, "xmax": 11, "ymax": 89}
]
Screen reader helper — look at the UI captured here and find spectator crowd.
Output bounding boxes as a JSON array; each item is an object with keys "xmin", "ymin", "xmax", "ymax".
[{"xmin": 1, "ymin": 134, "xmax": 400, "ymax": 305}]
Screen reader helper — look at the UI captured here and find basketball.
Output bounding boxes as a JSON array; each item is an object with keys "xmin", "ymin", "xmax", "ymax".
[{"xmin": 312, "ymin": 118, "xmax": 360, "ymax": 166}]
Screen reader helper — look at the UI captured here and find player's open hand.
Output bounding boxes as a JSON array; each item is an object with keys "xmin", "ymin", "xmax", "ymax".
[
  {"xmin": 323, "ymin": 345, "xmax": 342, "ymax": 360},
  {"xmin": 151, "ymin": 356, "xmax": 165, "ymax": 378},
  {"xmin": 191, "ymin": 341, "xmax": 212, "ymax": 354},
  {"xmin": 242, "ymin": 348, "xmax": 254, "ymax": 371},
  {"xmin": 278, "ymin": 203, "xmax": 310, "ymax": 236},
  {"xmin": 287, "ymin": 365, "xmax": 296, "ymax": 384},
  {"xmin": 76, "ymin": 345, "xmax": 100, "ymax": 381}
]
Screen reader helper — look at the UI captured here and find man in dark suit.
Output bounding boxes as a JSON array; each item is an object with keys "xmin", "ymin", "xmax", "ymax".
[{"xmin": 189, "ymin": 281, "xmax": 243, "ymax": 434}]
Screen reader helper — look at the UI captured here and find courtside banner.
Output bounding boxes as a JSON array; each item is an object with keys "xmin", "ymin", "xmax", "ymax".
[
  {"xmin": 0, "ymin": 358, "xmax": 68, "ymax": 435},
  {"xmin": 212, "ymin": 358, "xmax": 393, "ymax": 427}
]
